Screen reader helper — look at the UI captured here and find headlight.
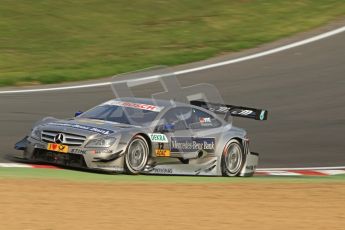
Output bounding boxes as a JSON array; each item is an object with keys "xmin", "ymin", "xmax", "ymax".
[
  {"xmin": 85, "ymin": 137, "xmax": 116, "ymax": 148},
  {"xmin": 30, "ymin": 127, "xmax": 41, "ymax": 140}
]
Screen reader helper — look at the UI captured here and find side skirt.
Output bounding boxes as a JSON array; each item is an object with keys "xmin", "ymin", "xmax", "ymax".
[
  {"xmin": 239, "ymin": 152, "xmax": 259, "ymax": 177},
  {"xmin": 142, "ymin": 157, "xmax": 219, "ymax": 176}
]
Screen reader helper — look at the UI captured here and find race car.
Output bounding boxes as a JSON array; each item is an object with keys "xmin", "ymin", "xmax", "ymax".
[{"xmin": 14, "ymin": 97, "xmax": 268, "ymax": 177}]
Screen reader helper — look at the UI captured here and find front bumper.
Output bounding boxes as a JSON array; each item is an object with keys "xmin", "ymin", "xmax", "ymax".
[
  {"xmin": 32, "ymin": 149, "xmax": 87, "ymax": 168},
  {"xmin": 16, "ymin": 136, "xmax": 126, "ymax": 172}
]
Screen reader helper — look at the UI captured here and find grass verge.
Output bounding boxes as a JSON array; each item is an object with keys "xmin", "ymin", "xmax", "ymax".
[
  {"xmin": 1, "ymin": 0, "xmax": 345, "ymax": 87},
  {"xmin": 0, "ymin": 168, "xmax": 345, "ymax": 183}
]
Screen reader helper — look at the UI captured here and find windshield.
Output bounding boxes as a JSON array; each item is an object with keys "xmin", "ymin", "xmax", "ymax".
[{"xmin": 78, "ymin": 104, "xmax": 160, "ymax": 126}]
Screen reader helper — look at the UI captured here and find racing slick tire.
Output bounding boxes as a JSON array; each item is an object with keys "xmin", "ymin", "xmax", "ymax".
[
  {"xmin": 124, "ymin": 135, "xmax": 150, "ymax": 174},
  {"xmin": 221, "ymin": 139, "xmax": 246, "ymax": 177}
]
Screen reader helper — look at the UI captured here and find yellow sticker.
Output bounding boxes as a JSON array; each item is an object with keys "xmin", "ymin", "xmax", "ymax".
[
  {"xmin": 47, "ymin": 143, "xmax": 69, "ymax": 153},
  {"xmin": 155, "ymin": 149, "xmax": 171, "ymax": 157}
]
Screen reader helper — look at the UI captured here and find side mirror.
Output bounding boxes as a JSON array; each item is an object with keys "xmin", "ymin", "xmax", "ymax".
[
  {"xmin": 75, "ymin": 111, "xmax": 83, "ymax": 117},
  {"xmin": 155, "ymin": 123, "xmax": 175, "ymax": 133}
]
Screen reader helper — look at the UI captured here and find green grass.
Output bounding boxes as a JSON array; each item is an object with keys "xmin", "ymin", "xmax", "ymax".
[
  {"xmin": 0, "ymin": 0, "xmax": 344, "ymax": 87},
  {"xmin": 1, "ymin": 168, "xmax": 344, "ymax": 183}
]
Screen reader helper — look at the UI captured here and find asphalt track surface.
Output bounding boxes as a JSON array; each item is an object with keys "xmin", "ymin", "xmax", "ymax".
[{"xmin": 0, "ymin": 28, "xmax": 344, "ymax": 168}]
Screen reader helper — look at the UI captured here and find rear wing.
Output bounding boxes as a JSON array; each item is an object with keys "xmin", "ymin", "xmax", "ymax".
[{"xmin": 190, "ymin": 100, "xmax": 268, "ymax": 121}]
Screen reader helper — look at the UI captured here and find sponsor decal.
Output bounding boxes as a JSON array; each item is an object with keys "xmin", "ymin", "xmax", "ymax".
[
  {"xmin": 148, "ymin": 133, "xmax": 168, "ymax": 143},
  {"xmin": 171, "ymin": 137, "xmax": 215, "ymax": 153},
  {"xmin": 153, "ymin": 168, "xmax": 173, "ymax": 174},
  {"xmin": 103, "ymin": 100, "xmax": 164, "ymax": 112},
  {"xmin": 155, "ymin": 149, "xmax": 171, "ymax": 157},
  {"xmin": 199, "ymin": 117, "xmax": 213, "ymax": 126},
  {"xmin": 215, "ymin": 106, "xmax": 230, "ymax": 113},
  {"xmin": 34, "ymin": 143, "xmax": 45, "ymax": 149},
  {"xmin": 95, "ymin": 165, "xmax": 124, "ymax": 171},
  {"xmin": 155, "ymin": 141, "xmax": 170, "ymax": 156},
  {"xmin": 70, "ymin": 149, "xmax": 87, "ymax": 154},
  {"xmin": 199, "ymin": 117, "xmax": 211, "ymax": 123},
  {"xmin": 89, "ymin": 149, "xmax": 113, "ymax": 154},
  {"xmin": 47, "ymin": 143, "xmax": 68, "ymax": 153},
  {"xmin": 78, "ymin": 119, "xmax": 105, "ymax": 125},
  {"xmin": 238, "ymin": 110, "xmax": 253, "ymax": 116},
  {"xmin": 246, "ymin": 165, "xmax": 256, "ymax": 171},
  {"xmin": 47, "ymin": 122, "xmax": 114, "ymax": 135}
]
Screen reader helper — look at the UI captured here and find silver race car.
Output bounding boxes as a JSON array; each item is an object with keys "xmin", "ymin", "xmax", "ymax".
[{"xmin": 14, "ymin": 97, "xmax": 268, "ymax": 177}]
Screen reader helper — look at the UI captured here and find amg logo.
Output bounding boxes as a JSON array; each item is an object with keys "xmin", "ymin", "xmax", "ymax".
[{"xmin": 153, "ymin": 168, "xmax": 173, "ymax": 174}]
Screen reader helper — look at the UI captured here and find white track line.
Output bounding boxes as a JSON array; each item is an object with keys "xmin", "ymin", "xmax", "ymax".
[
  {"xmin": 257, "ymin": 166, "xmax": 345, "ymax": 171},
  {"xmin": 1, "ymin": 25, "xmax": 345, "ymax": 94},
  {"xmin": 0, "ymin": 163, "xmax": 32, "ymax": 168}
]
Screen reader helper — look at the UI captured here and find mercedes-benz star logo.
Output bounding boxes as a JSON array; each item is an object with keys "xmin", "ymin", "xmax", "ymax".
[{"xmin": 54, "ymin": 133, "xmax": 64, "ymax": 144}]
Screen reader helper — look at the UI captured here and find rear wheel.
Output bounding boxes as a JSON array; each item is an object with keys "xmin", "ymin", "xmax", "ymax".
[
  {"xmin": 124, "ymin": 135, "xmax": 149, "ymax": 174},
  {"xmin": 221, "ymin": 139, "xmax": 245, "ymax": 176}
]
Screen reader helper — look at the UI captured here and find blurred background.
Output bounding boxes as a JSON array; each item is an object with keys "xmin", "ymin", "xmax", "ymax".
[{"xmin": 1, "ymin": 0, "xmax": 344, "ymax": 87}]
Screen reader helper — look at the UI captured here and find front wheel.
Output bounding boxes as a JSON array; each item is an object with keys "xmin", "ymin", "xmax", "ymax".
[
  {"xmin": 124, "ymin": 135, "xmax": 149, "ymax": 174},
  {"xmin": 221, "ymin": 139, "xmax": 246, "ymax": 176}
]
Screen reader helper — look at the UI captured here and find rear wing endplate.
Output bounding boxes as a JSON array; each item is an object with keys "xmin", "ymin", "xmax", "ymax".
[{"xmin": 190, "ymin": 100, "xmax": 268, "ymax": 121}]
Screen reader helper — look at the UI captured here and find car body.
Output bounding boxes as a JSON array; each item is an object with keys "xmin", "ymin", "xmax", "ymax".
[{"xmin": 14, "ymin": 97, "xmax": 267, "ymax": 177}]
